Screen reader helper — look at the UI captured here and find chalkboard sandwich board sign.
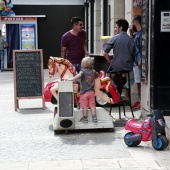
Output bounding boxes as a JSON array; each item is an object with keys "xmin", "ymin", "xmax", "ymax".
[{"xmin": 13, "ymin": 49, "xmax": 45, "ymax": 111}]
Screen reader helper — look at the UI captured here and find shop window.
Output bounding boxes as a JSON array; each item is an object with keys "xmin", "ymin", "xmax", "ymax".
[
  {"xmin": 90, "ymin": 2, "xmax": 94, "ymax": 53},
  {"xmin": 103, "ymin": 0, "xmax": 110, "ymax": 36}
]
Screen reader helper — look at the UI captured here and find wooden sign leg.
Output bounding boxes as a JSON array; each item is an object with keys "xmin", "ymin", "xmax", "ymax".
[
  {"xmin": 14, "ymin": 99, "xmax": 17, "ymax": 111},
  {"xmin": 42, "ymin": 98, "xmax": 45, "ymax": 110},
  {"xmin": 17, "ymin": 99, "xmax": 19, "ymax": 109},
  {"xmin": 15, "ymin": 98, "xmax": 19, "ymax": 111}
]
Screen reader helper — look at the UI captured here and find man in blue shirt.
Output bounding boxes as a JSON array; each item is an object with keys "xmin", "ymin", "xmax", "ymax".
[
  {"xmin": 129, "ymin": 15, "xmax": 142, "ymax": 110},
  {"xmin": 103, "ymin": 19, "xmax": 136, "ymax": 99},
  {"xmin": 103, "ymin": 19, "xmax": 136, "ymax": 72}
]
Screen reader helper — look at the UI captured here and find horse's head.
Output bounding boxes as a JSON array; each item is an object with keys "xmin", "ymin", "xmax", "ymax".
[
  {"xmin": 48, "ymin": 57, "xmax": 75, "ymax": 79},
  {"xmin": 48, "ymin": 57, "xmax": 57, "ymax": 78}
]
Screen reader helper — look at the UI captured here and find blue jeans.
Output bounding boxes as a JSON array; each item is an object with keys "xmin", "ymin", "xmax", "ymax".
[
  {"xmin": 0, "ymin": 50, "xmax": 4, "ymax": 71},
  {"xmin": 72, "ymin": 64, "xmax": 81, "ymax": 73}
]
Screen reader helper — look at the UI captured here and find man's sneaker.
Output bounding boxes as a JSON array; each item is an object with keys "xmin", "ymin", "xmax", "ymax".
[
  {"xmin": 133, "ymin": 102, "xmax": 140, "ymax": 110},
  {"xmin": 79, "ymin": 117, "xmax": 88, "ymax": 123},
  {"xmin": 132, "ymin": 101, "xmax": 140, "ymax": 108},
  {"xmin": 92, "ymin": 115, "xmax": 97, "ymax": 122},
  {"xmin": 121, "ymin": 88, "xmax": 129, "ymax": 101}
]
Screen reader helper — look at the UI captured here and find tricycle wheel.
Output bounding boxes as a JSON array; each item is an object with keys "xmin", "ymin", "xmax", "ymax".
[
  {"xmin": 134, "ymin": 140, "xmax": 141, "ymax": 146},
  {"xmin": 124, "ymin": 132, "xmax": 140, "ymax": 147},
  {"xmin": 163, "ymin": 137, "xmax": 169, "ymax": 150},
  {"xmin": 152, "ymin": 135, "xmax": 169, "ymax": 150}
]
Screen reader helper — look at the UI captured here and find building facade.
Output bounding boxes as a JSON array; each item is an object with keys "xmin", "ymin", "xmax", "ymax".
[
  {"xmin": 6, "ymin": 0, "xmax": 85, "ymax": 68},
  {"xmin": 85, "ymin": 0, "xmax": 150, "ymax": 116},
  {"xmin": 7, "ymin": 0, "xmax": 170, "ymax": 116}
]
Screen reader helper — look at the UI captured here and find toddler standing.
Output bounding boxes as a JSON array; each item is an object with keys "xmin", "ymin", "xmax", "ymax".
[{"xmin": 68, "ymin": 57, "xmax": 98, "ymax": 123}]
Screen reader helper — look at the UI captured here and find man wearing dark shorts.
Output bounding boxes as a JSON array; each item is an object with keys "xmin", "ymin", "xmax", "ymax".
[
  {"xmin": 129, "ymin": 15, "xmax": 142, "ymax": 110},
  {"xmin": 61, "ymin": 16, "xmax": 89, "ymax": 73}
]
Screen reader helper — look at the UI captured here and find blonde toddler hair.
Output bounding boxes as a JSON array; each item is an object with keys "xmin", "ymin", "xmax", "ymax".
[{"xmin": 81, "ymin": 57, "xmax": 93, "ymax": 69}]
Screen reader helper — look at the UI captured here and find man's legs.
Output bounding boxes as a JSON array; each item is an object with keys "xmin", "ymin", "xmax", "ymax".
[
  {"xmin": 132, "ymin": 65, "xmax": 141, "ymax": 110},
  {"xmin": 137, "ymin": 82, "xmax": 141, "ymax": 99},
  {"xmin": 72, "ymin": 64, "xmax": 81, "ymax": 73},
  {"xmin": 121, "ymin": 71, "xmax": 134, "ymax": 101}
]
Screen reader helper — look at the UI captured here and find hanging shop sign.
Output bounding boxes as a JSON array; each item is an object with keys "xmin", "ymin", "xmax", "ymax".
[
  {"xmin": 132, "ymin": 0, "xmax": 142, "ymax": 16},
  {"xmin": 0, "ymin": 17, "xmax": 36, "ymax": 21},
  {"xmin": 20, "ymin": 24, "xmax": 36, "ymax": 50},
  {"xmin": 161, "ymin": 11, "xmax": 170, "ymax": 32}
]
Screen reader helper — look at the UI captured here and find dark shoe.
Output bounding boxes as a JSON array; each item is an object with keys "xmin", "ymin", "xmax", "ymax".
[{"xmin": 79, "ymin": 117, "xmax": 88, "ymax": 123}]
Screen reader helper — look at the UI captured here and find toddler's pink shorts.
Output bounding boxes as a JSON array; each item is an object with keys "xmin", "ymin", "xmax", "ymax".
[{"xmin": 79, "ymin": 91, "xmax": 96, "ymax": 108}]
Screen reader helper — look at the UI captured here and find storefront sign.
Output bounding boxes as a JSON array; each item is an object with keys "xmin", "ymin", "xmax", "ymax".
[
  {"xmin": 0, "ymin": 17, "xmax": 36, "ymax": 21},
  {"xmin": 132, "ymin": 0, "xmax": 142, "ymax": 16},
  {"xmin": 20, "ymin": 24, "xmax": 36, "ymax": 50},
  {"xmin": 13, "ymin": 0, "xmax": 84, "ymax": 5},
  {"xmin": 161, "ymin": 11, "xmax": 170, "ymax": 32}
]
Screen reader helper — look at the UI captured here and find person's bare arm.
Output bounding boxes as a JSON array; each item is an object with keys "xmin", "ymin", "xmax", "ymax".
[
  {"xmin": 103, "ymin": 52, "xmax": 111, "ymax": 63},
  {"xmin": 4, "ymin": 42, "xmax": 8, "ymax": 49},
  {"xmin": 68, "ymin": 73, "xmax": 82, "ymax": 81},
  {"xmin": 129, "ymin": 25, "xmax": 136, "ymax": 39},
  {"xmin": 61, "ymin": 46, "xmax": 67, "ymax": 58},
  {"xmin": 83, "ymin": 41, "xmax": 90, "ymax": 56}
]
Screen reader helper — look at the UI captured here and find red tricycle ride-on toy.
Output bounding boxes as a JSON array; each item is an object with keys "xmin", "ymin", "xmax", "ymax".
[{"xmin": 124, "ymin": 109, "xmax": 169, "ymax": 150}]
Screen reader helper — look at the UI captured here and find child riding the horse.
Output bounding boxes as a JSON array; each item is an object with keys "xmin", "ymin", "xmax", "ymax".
[{"xmin": 68, "ymin": 57, "xmax": 98, "ymax": 123}]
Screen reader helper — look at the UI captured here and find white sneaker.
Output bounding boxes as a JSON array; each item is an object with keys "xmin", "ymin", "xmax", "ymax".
[
  {"xmin": 121, "ymin": 88, "xmax": 129, "ymax": 101},
  {"xmin": 92, "ymin": 115, "xmax": 97, "ymax": 122}
]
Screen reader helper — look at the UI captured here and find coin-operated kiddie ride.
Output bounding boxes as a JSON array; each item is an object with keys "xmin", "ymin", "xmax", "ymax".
[{"xmin": 44, "ymin": 57, "xmax": 117, "ymax": 134}]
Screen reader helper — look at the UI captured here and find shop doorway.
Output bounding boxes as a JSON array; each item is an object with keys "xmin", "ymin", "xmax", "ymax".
[{"xmin": 6, "ymin": 24, "xmax": 20, "ymax": 69}]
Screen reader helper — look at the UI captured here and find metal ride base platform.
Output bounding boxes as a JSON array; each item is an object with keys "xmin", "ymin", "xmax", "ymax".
[{"xmin": 53, "ymin": 81, "xmax": 114, "ymax": 134}]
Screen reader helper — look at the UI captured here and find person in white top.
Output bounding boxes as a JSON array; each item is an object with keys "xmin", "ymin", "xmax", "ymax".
[{"xmin": 0, "ymin": 29, "xmax": 8, "ymax": 72}]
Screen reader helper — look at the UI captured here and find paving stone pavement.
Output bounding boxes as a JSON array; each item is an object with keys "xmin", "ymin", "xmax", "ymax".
[{"xmin": 0, "ymin": 69, "xmax": 170, "ymax": 170}]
